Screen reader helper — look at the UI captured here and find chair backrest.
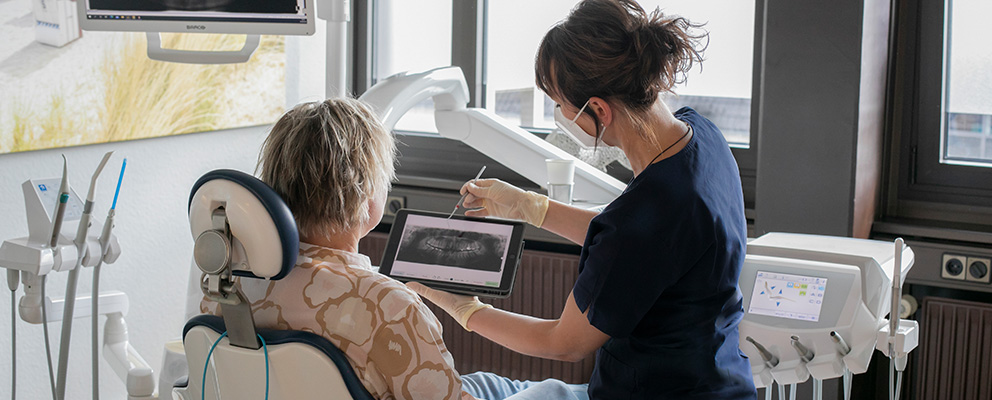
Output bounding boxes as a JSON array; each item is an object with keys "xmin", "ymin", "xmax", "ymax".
[
  {"xmin": 177, "ymin": 170, "xmax": 374, "ymax": 400},
  {"xmin": 180, "ymin": 315, "xmax": 374, "ymax": 400}
]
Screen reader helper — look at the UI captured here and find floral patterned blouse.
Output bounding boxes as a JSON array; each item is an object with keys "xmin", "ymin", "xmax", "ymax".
[{"xmin": 201, "ymin": 242, "xmax": 471, "ymax": 400}]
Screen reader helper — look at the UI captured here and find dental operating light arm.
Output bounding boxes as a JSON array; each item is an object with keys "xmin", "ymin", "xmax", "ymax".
[
  {"xmin": 359, "ymin": 67, "xmax": 470, "ymax": 130},
  {"xmin": 359, "ymin": 67, "xmax": 626, "ymax": 205}
]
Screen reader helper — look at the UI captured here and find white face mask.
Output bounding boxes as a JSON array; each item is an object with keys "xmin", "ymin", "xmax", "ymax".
[{"xmin": 554, "ymin": 100, "xmax": 607, "ymax": 148}]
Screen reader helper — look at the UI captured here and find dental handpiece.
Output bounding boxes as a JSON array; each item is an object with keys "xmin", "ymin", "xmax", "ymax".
[
  {"xmin": 98, "ymin": 159, "xmax": 126, "ymax": 254},
  {"xmin": 48, "ymin": 155, "xmax": 70, "ymax": 248},
  {"xmin": 890, "ymin": 238, "xmax": 904, "ymax": 339},
  {"xmin": 830, "ymin": 331, "xmax": 851, "ymax": 355},
  {"xmin": 790, "ymin": 336, "xmax": 815, "ymax": 363},
  {"xmin": 746, "ymin": 336, "xmax": 779, "ymax": 369}
]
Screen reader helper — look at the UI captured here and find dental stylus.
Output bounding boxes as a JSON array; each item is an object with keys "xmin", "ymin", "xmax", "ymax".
[
  {"xmin": 48, "ymin": 155, "xmax": 70, "ymax": 248},
  {"xmin": 448, "ymin": 165, "xmax": 487, "ymax": 219}
]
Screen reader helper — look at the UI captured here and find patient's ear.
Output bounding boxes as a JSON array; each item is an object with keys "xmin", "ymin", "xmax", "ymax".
[{"xmin": 362, "ymin": 196, "xmax": 384, "ymax": 236}]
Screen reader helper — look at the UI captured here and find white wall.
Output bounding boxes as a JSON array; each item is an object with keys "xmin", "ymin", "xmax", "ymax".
[
  {"xmin": 0, "ymin": 125, "xmax": 271, "ymax": 399},
  {"xmin": 0, "ymin": 9, "xmax": 332, "ymax": 398}
]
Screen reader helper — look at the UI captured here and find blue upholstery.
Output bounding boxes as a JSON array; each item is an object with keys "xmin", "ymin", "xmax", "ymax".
[
  {"xmin": 188, "ymin": 169, "xmax": 299, "ymax": 280},
  {"xmin": 184, "ymin": 315, "xmax": 375, "ymax": 400}
]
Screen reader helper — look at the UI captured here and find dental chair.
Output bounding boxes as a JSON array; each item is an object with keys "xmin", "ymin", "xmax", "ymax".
[{"xmin": 172, "ymin": 169, "xmax": 374, "ymax": 400}]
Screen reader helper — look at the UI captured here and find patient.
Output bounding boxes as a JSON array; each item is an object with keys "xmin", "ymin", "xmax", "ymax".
[{"xmin": 200, "ymin": 98, "xmax": 475, "ymax": 400}]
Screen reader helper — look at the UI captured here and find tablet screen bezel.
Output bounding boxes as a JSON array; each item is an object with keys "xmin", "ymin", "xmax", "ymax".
[{"xmin": 378, "ymin": 209, "xmax": 525, "ymax": 298}]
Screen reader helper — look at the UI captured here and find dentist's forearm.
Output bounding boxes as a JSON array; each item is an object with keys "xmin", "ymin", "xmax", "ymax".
[
  {"xmin": 539, "ymin": 200, "xmax": 598, "ymax": 245},
  {"xmin": 466, "ymin": 307, "xmax": 578, "ymax": 361},
  {"xmin": 465, "ymin": 293, "xmax": 608, "ymax": 363}
]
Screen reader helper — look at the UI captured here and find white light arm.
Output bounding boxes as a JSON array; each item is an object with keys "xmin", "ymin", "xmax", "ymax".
[
  {"xmin": 359, "ymin": 66, "xmax": 625, "ymax": 204},
  {"xmin": 436, "ymin": 108, "xmax": 625, "ymax": 204},
  {"xmin": 359, "ymin": 66, "xmax": 470, "ymax": 131}
]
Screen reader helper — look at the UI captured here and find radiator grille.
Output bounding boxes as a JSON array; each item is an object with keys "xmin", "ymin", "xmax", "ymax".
[
  {"xmin": 360, "ymin": 232, "xmax": 594, "ymax": 384},
  {"xmin": 916, "ymin": 297, "xmax": 992, "ymax": 400}
]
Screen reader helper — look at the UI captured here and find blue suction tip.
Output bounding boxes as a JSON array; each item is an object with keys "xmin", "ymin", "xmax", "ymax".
[{"xmin": 111, "ymin": 159, "xmax": 127, "ymax": 210}]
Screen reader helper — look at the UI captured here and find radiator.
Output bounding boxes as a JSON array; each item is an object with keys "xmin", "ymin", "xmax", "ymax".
[
  {"xmin": 360, "ymin": 232, "xmax": 595, "ymax": 384},
  {"xmin": 915, "ymin": 297, "xmax": 992, "ymax": 400}
]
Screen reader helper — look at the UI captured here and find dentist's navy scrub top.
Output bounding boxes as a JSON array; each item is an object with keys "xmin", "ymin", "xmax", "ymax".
[{"xmin": 573, "ymin": 107, "xmax": 756, "ymax": 400}]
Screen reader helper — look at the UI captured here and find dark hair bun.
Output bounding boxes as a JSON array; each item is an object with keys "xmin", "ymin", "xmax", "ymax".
[{"xmin": 536, "ymin": 0, "xmax": 707, "ymax": 114}]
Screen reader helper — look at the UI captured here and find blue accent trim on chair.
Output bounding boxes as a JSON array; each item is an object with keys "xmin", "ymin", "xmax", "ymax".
[
  {"xmin": 184, "ymin": 315, "xmax": 375, "ymax": 400},
  {"xmin": 188, "ymin": 169, "xmax": 299, "ymax": 280}
]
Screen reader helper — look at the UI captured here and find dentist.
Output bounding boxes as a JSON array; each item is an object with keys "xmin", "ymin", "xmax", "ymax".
[{"xmin": 408, "ymin": 0, "xmax": 756, "ymax": 399}]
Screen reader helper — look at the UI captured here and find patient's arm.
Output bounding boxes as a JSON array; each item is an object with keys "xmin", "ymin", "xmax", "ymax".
[
  {"xmin": 466, "ymin": 291, "xmax": 609, "ymax": 363},
  {"xmin": 370, "ymin": 290, "xmax": 479, "ymax": 400}
]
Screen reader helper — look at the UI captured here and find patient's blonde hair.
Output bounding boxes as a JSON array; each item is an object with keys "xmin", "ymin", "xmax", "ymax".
[{"xmin": 258, "ymin": 98, "xmax": 396, "ymax": 238}]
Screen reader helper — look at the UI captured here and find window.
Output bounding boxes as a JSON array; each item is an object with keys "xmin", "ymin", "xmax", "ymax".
[
  {"xmin": 943, "ymin": 0, "xmax": 992, "ymax": 165},
  {"xmin": 887, "ymin": 0, "xmax": 992, "ymax": 223},
  {"xmin": 485, "ymin": 0, "xmax": 756, "ymax": 147},
  {"xmin": 374, "ymin": 0, "xmax": 452, "ymax": 133},
  {"xmin": 356, "ymin": 0, "xmax": 760, "ymax": 207},
  {"xmin": 485, "ymin": 1, "xmax": 572, "ymax": 130}
]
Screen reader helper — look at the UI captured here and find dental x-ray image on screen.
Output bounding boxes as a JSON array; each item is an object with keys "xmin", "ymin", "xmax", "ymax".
[
  {"xmin": 396, "ymin": 226, "xmax": 508, "ymax": 272},
  {"xmin": 380, "ymin": 210, "xmax": 525, "ymax": 297}
]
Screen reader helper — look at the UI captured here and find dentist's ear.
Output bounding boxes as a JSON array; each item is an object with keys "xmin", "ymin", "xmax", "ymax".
[{"xmin": 587, "ymin": 97, "xmax": 613, "ymax": 129}]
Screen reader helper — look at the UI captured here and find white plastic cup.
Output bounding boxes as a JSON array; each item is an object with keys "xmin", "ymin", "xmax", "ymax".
[{"xmin": 546, "ymin": 159, "xmax": 575, "ymax": 204}]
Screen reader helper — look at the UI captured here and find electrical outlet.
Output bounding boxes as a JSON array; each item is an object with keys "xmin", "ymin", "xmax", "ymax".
[
  {"xmin": 941, "ymin": 254, "xmax": 967, "ymax": 280},
  {"xmin": 966, "ymin": 256, "xmax": 991, "ymax": 283},
  {"xmin": 384, "ymin": 196, "xmax": 406, "ymax": 217}
]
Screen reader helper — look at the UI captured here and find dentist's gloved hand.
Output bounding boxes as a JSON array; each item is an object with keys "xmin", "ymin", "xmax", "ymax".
[
  {"xmin": 461, "ymin": 179, "xmax": 550, "ymax": 227},
  {"xmin": 407, "ymin": 282, "xmax": 492, "ymax": 332}
]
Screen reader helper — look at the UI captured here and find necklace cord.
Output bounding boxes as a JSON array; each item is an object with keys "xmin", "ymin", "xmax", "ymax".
[{"xmin": 647, "ymin": 121, "xmax": 692, "ymax": 166}]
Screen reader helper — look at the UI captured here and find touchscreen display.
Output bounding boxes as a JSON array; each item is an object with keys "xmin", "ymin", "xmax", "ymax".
[
  {"xmin": 388, "ymin": 214, "xmax": 515, "ymax": 287},
  {"xmin": 748, "ymin": 271, "xmax": 828, "ymax": 322}
]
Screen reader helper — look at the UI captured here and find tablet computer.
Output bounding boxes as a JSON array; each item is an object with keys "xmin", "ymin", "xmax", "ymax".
[{"xmin": 379, "ymin": 209, "xmax": 525, "ymax": 298}]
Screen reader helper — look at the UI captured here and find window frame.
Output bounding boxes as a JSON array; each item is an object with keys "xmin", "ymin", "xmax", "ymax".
[
  {"xmin": 354, "ymin": 0, "xmax": 761, "ymax": 211},
  {"xmin": 883, "ymin": 0, "xmax": 992, "ymax": 225}
]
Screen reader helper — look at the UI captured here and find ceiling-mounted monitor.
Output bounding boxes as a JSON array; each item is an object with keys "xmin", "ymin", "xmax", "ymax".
[{"xmin": 78, "ymin": 0, "xmax": 315, "ymax": 36}]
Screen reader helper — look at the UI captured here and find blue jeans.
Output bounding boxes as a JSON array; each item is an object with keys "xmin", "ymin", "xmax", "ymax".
[{"xmin": 461, "ymin": 371, "xmax": 590, "ymax": 400}]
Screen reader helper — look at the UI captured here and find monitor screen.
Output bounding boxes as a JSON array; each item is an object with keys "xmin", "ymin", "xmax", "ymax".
[
  {"xmin": 387, "ymin": 214, "xmax": 516, "ymax": 288},
  {"xmin": 748, "ymin": 270, "xmax": 828, "ymax": 322},
  {"xmin": 79, "ymin": 0, "xmax": 313, "ymax": 35}
]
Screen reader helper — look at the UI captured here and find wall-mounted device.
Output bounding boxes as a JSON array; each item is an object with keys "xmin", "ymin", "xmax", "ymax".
[
  {"xmin": 1, "ymin": 155, "xmax": 153, "ymax": 400},
  {"xmin": 33, "ymin": 0, "xmax": 81, "ymax": 47}
]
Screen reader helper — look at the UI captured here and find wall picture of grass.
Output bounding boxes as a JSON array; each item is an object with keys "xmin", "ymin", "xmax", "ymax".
[{"xmin": 0, "ymin": 0, "xmax": 286, "ymax": 155}]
